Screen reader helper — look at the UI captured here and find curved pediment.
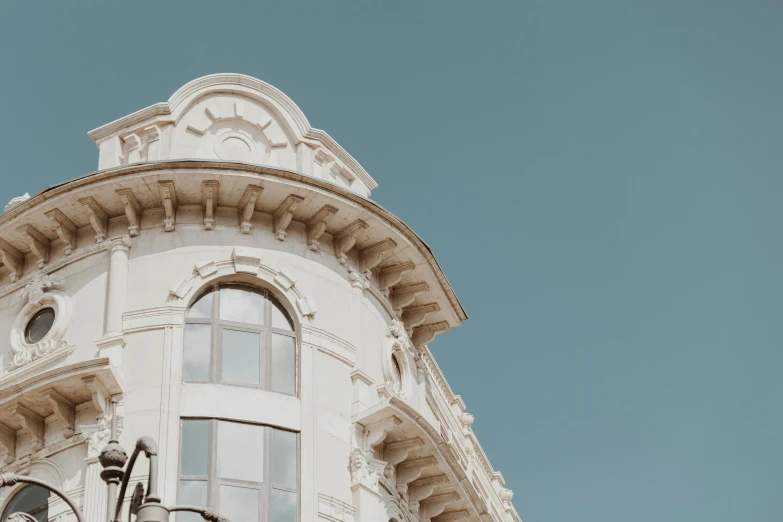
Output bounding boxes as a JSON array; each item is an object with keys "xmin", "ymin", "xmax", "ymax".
[{"xmin": 88, "ymin": 74, "xmax": 377, "ymax": 197}]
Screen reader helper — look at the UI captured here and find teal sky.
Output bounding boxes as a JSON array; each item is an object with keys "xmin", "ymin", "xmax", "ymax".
[{"xmin": 2, "ymin": 2, "xmax": 782, "ymax": 521}]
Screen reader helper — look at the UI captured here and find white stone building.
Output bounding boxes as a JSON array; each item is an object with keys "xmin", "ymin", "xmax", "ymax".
[{"xmin": 0, "ymin": 74, "xmax": 520, "ymax": 522}]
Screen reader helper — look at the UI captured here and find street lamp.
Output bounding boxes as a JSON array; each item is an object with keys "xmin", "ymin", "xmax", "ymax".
[{"xmin": 0, "ymin": 400, "xmax": 230, "ymax": 522}]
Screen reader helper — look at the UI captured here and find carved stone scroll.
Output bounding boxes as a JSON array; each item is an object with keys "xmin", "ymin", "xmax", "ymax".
[
  {"xmin": 45, "ymin": 209, "xmax": 77, "ymax": 255},
  {"xmin": 0, "ymin": 238, "xmax": 24, "ymax": 282},
  {"xmin": 361, "ymin": 238, "xmax": 397, "ymax": 277},
  {"xmin": 334, "ymin": 220, "xmax": 368, "ymax": 265},
  {"xmin": 78, "ymin": 196, "xmax": 109, "ymax": 242},
  {"xmin": 378, "ymin": 261, "xmax": 415, "ymax": 296},
  {"xmin": 273, "ymin": 195, "xmax": 305, "ymax": 241},
  {"xmin": 391, "ymin": 282, "xmax": 428, "ymax": 311},
  {"xmin": 305, "ymin": 204, "xmax": 338, "ymax": 251},
  {"xmin": 364, "ymin": 416, "xmax": 403, "ymax": 450},
  {"xmin": 116, "ymin": 188, "xmax": 142, "ymax": 236},
  {"xmin": 42, "ymin": 389, "xmax": 75, "ymax": 438},
  {"xmin": 402, "ymin": 302, "xmax": 440, "ymax": 332},
  {"xmin": 201, "ymin": 180, "xmax": 220, "ymax": 230},
  {"xmin": 397, "ymin": 456, "xmax": 438, "ymax": 493},
  {"xmin": 10, "ymin": 403, "xmax": 44, "ymax": 452},
  {"xmin": 383, "ymin": 437, "xmax": 424, "ymax": 466},
  {"xmin": 237, "ymin": 185, "xmax": 263, "ymax": 234},
  {"xmin": 157, "ymin": 181, "xmax": 178, "ymax": 232}
]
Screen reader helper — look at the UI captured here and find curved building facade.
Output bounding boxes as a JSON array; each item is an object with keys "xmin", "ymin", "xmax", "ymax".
[{"xmin": 0, "ymin": 75, "xmax": 520, "ymax": 522}]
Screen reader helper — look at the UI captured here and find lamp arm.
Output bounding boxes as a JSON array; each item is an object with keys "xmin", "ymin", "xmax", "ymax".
[
  {"xmin": 169, "ymin": 506, "xmax": 231, "ymax": 522},
  {"xmin": 113, "ymin": 444, "xmax": 142, "ymax": 521}
]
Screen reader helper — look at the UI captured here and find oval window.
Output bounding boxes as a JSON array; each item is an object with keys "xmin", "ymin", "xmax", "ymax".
[{"xmin": 25, "ymin": 308, "xmax": 55, "ymax": 344}]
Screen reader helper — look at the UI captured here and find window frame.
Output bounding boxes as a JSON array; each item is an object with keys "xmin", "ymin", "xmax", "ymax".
[
  {"xmin": 183, "ymin": 284, "xmax": 298, "ymax": 396},
  {"xmin": 177, "ymin": 418, "xmax": 300, "ymax": 522}
]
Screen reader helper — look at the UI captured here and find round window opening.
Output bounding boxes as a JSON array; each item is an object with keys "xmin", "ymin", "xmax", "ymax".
[
  {"xmin": 391, "ymin": 353, "xmax": 403, "ymax": 392},
  {"xmin": 25, "ymin": 308, "xmax": 55, "ymax": 344}
]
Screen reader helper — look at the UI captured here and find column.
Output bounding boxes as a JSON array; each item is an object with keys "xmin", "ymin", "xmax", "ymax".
[
  {"xmin": 83, "ymin": 457, "xmax": 108, "ymax": 522},
  {"xmin": 97, "ymin": 236, "xmax": 132, "ymax": 366}
]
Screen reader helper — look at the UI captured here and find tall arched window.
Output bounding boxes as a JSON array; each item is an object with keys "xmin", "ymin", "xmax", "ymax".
[
  {"xmin": 183, "ymin": 285, "xmax": 297, "ymax": 395},
  {"xmin": 1, "ymin": 485, "xmax": 50, "ymax": 522}
]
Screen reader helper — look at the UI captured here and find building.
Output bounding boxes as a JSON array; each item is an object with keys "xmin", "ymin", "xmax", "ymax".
[{"xmin": 0, "ymin": 74, "xmax": 520, "ymax": 522}]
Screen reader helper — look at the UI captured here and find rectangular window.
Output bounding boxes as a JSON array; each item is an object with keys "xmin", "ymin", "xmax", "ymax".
[{"xmin": 178, "ymin": 419, "xmax": 298, "ymax": 522}]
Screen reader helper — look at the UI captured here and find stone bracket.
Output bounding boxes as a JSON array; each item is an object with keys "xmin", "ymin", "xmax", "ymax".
[
  {"xmin": 201, "ymin": 180, "xmax": 220, "ymax": 230},
  {"xmin": 45, "ymin": 209, "xmax": 78, "ymax": 256},
  {"xmin": 237, "ymin": 184, "xmax": 263, "ymax": 234},
  {"xmin": 433, "ymin": 510, "xmax": 471, "ymax": 522},
  {"xmin": 363, "ymin": 415, "xmax": 403, "ymax": 450},
  {"xmin": 79, "ymin": 196, "xmax": 109, "ymax": 242},
  {"xmin": 412, "ymin": 321, "xmax": 450, "ymax": 347},
  {"xmin": 82, "ymin": 375, "xmax": 109, "ymax": 420},
  {"xmin": 0, "ymin": 423, "xmax": 17, "ymax": 465},
  {"xmin": 306, "ymin": 204, "xmax": 338, "ymax": 252},
  {"xmin": 10, "ymin": 403, "xmax": 45, "ymax": 452},
  {"xmin": 402, "ymin": 302, "xmax": 441, "ymax": 332},
  {"xmin": 397, "ymin": 456, "xmax": 438, "ymax": 488},
  {"xmin": 361, "ymin": 238, "xmax": 397, "ymax": 277},
  {"xmin": 0, "ymin": 238, "xmax": 24, "ymax": 282},
  {"xmin": 409, "ymin": 474, "xmax": 449, "ymax": 503},
  {"xmin": 17, "ymin": 225, "xmax": 51, "ymax": 269},
  {"xmin": 334, "ymin": 220, "xmax": 368, "ymax": 265},
  {"xmin": 158, "ymin": 181, "xmax": 178, "ymax": 232},
  {"xmin": 421, "ymin": 492, "xmax": 460, "ymax": 521},
  {"xmin": 116, "ymin": 188, "xmax": 142, "ymax": 236},
  {"xmin": 391, "ymin": 282, "xmax": 428, "ymax": 311},
  {"xmin": 42, "ymin": 389, "xmax": 76, "ymax": 438},
  {"xmin": 273, "ymin": 195, "xmax": 305, "ymax": 241},
  {"xmin": 383, "ymin": 437, "xmax": 424, "ymax": 466}
]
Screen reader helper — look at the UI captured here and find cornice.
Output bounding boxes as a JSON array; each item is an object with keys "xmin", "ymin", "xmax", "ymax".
[{"xmin": 1, "ymin": 160, "xmax": 466, "ymax": 324}]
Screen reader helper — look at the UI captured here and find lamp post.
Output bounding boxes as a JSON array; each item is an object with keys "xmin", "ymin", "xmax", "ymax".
[{"xmin": 0, "ymin": 400, "xmax": 229, "ymax": 522}]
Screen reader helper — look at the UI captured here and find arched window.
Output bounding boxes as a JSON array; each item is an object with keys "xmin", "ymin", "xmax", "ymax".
[
  {"xmin": 183, "ymin": 285, "xmax": 297, "ymax": 395},
  {"xmin": 1, "ymin": 485, "xmax": 50, "ymax": 522}
]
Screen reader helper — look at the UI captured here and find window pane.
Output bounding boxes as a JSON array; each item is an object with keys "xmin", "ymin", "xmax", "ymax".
[
  {"xmin": 219, "ymin": 287, "xmax": 264, "ymax": 325},
  {"xmin": 222, "ymin": 329, "xmax": 260, "ymax": 384},
  {"xmin": 180, "ymin": 420, "xmax": 210, "ymax": 476},
  {"xmin": 183, "ymin": 324, "xmax": 211, "ymax": 382},
  {"xmin": 219, "ymin": 485, "xmax": 259, "ymax": 522},
  {"xmin": 178, "ymin": 480, "xmax": 207, "ymax": 522},
  {"xmin": 217, "ymin": 421, "xmax": 264, "ymax": 483},
  {"xmin": 271, "ymin": 334, "xmax": 295, "ymax": 395},
  {"xmin": 270, "ymin": 429, "xmax": 297, "ymax": 489},
  {"xmin": 271, "ymin": 300, "xmax": 293, "ymax": 330},
  {"xmin": 187, "ymin": 291, "xmax": 214, "ymax": 319},
  {"xmin": 271, "ymin": 488, "xmax": 297, "ymax": 522}
]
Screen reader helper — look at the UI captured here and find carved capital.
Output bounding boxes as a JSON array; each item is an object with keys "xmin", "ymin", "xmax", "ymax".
[{"xmin": 273, "ymin": 195, "xmax": 305, "ymax": 241}]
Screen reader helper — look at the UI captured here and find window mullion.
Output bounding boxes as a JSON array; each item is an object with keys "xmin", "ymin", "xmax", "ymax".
[{"xmin": 208, "ymin": 419, "xmax": 218, "ymax": 511}]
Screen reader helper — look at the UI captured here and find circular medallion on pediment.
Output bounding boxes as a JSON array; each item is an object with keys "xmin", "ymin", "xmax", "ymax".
[{"xmin": 214, "ymin": 131, "xmax": 256, "ymax": 162}]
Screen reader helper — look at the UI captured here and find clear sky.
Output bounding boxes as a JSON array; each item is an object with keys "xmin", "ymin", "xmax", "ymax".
[{"xmin": 2, "ymin": 1, "xmax": 782, "ymax": 521}]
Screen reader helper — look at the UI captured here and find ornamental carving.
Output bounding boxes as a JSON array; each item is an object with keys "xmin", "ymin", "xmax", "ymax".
[
  {"xmin": 349, "ymin": 449, "xmax": 386, "ymax": 490},
  {"xmin": 7, "ymin": 280, "xmax": 73, "ymax": 373},
  {"xmin": 86, "ymin": 415, "xmax": 124, "ymax": 459}
]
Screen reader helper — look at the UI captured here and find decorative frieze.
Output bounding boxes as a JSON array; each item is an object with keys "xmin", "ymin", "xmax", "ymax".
[
  {"xmin": 116, "ymin": 188, "xmax": 142, "ymax": 236},
  {"xmin": 201, "ymin": 180, "xmax": 220, "ymax": 230},
  {"xmin": 157, "ymin": 181, "xmax": 178, "ymax": 232},
  {"xmin": 237, "ymin": 184, "xmax": 263, "ymax": 234},
  {"xmin": 44, "ymin": 209, "xmax": 77, "ymax": 255},
  {"xmin": 78, "ymin": 196, "xmax": 109, "ymax": 243},
  {"xmin": 273, "ymin": 194, "xmax": 304, "ymax": 240},
  {"xmin": 306, "ymin": 204, "xmax": 338, "ymax": 252}
]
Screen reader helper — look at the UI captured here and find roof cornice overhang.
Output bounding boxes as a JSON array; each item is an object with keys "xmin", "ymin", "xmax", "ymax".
[{"xmin": 1, "ymin": 160, "xmax": 466, "ymax": 325}]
